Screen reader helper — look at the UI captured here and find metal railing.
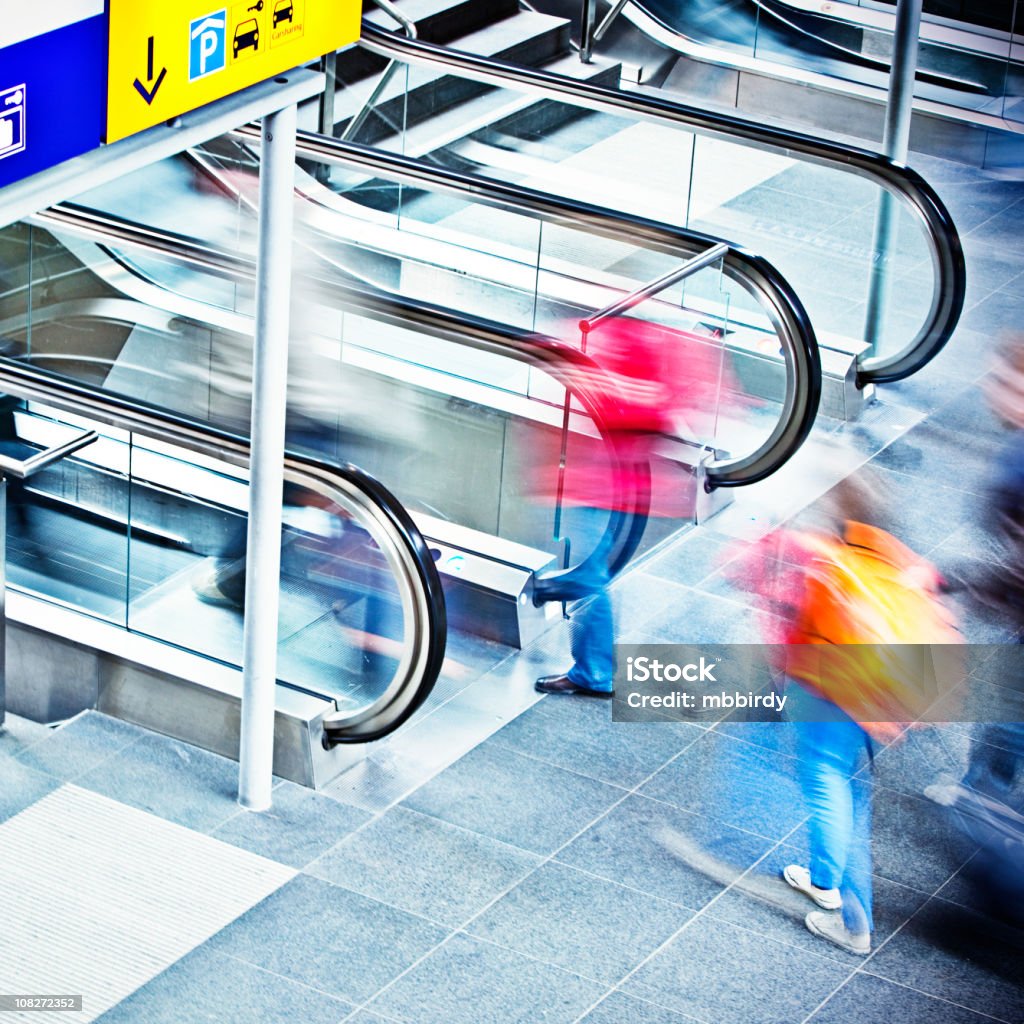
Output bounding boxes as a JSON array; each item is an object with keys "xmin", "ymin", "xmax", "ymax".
[
  {"xmin": 234, "ymin": 124, "xmax": 821, "ymax": 489},
  {"xmin": 0, "ymin": 353, "xmax": 447, "ymax": 746},
  {"xmin": 356, "ymin": 22, "xmax": 965, "ymax": 385}
]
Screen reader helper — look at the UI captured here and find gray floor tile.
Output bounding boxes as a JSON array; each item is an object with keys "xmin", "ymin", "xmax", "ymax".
[
  {"xmin": 96, "ymin": 946, "xmax": 351, "ymax": 1024},
  {"xmin": 367, "ymin": 932, "xmax": 606, "ymax": 1024},
  {"xmin": 871, "ymin": 420, "xmax": 993, "ymax": 497},
  {"xmin": 643, "ymin": 531, "xmax": 738, "ymax": 588},
  {"xmin": 13, "ymin": 711, "xmax": 153, "ymax": 781},
  {"xmin": 962, "ymin": 285, "xmax": 1024, "ymax": 338},
  {"xmin": 556, "ymin": 794, "xmax": 774, "ymax": 910},
  {"xmin": 307, "ymin": 805, "xmax": 540, "ymax": 928},
  {"xmin": 578, "ymin": 991, "xmax": 703, "ymax": 1024},
  {"xmin": 0, "ymin": 759, "xmax": 61, "ymax": 824},
  {"xmin": 73, "ymin": 731, "xmax": 241, "ymax": 832},
  {"xmin": 866, "ymin": 726, "xmax": 972, "ymax": 798},
  {"xmin": 624, "ymin": 915, "xmax": 851, "ymax": 1024},
  {"xmin": 865, "ymin": 897, "xmax": 1024, "ymax": 1022},
  {"xmin": 638, "ymin": 730, "xmax": 806, "ymax": 841},
  {"xmin": 712, "ymin": 720, "xmax": 801, "ymax": 760},
  {"xmin": 466, "ymin": 861, "xmax": 693, "ymax": 984},
  {"xmin": 0, "ymin": 713, "xmax": 54, "ymax": 760},
  {"xmin": 807, "ymin": 972, "xmax": 999, "ymax": 1023},
  {"xmin": 706, "ymin": 842, "xmax": 931, "ymax": 965},
  {"xmin": 856, "ymin": 465, "xmax": 978, "ymax": 555},
  {"xmin": 610, "ymin": 572, "xmax": 695, "ymax": 635},
  {"xmin": 401, "ymin": 742, "xmax": 624, "ymax": 856},
  {"xmin": 210, "ymin": 781, "xmax": 372, "ymax": 868},
  {"xmin": 489, "ymin": 690, "xmax": 702, "ymax": 788},
  {"xmin": 783, "ymin": 778, "xmax": 971, "ymax": 896},
  {"xmin": 640, "ymin": 589, "xmax": 764, "ymax": 644},
  {"xmin": 207, "ymin": 874, "xmax": 447, "ymax": 1004}
]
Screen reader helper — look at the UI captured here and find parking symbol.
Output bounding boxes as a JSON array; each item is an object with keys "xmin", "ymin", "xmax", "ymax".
[{"xmin": 190, "ymin": 11, "xmax": 227, "ymax": 81}]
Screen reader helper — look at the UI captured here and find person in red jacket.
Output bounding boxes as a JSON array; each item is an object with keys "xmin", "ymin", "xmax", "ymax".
[{"xmin": 533, "ymin": 315, "xmax": 725, "ymax": 697}]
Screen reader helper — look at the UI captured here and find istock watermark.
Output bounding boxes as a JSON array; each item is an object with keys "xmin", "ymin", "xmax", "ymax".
[{"xmin": 612, "ymin": 644, "xmax": 1017, "ymax": 724}]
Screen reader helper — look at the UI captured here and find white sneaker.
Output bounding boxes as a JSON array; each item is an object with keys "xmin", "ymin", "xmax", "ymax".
[
  {"xmin": 805, "ymin": 911, "xmax": 871, "ymax": 956},
  {"xmin": 783, "ymin": 864, "xmax": 842, "ymax": 911}
]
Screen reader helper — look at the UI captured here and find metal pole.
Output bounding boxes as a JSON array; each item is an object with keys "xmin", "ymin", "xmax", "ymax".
[
  {"xmin": 315, "ymin": 52, "xmax": 337, "ymax": 184},
  {"xmin": 580, "ymin": 0, "xmax": 598, "ymax": 63},
  {"xmin": 579, "ymin": 242, "xmax": 729, "ymax": 334},
  {"xmin": 864, "ymin": 0, "xmax": 922, "ymax": 353},
  {"xmin": 238, "ymin": 101, "xmax": 297, "ymax": 811}
]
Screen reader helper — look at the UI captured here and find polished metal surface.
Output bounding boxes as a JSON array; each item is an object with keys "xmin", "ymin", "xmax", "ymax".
[
  {"xmin": 579, "ymin": 242, "xmax": 730, "ymax": 334},
  {"xmin": 238, "ymin": 125, "xmax": 822, "ymax": 486},
  {"xmin": 0, "ymin": 357, "xmax": 447, "ymax": 747},
  {"xmin": 25, "ymin": 198, "xmax": 815, "ymax": 611},
  {"xmin": 356, "ymin": 22, "xmax": 964, "ymax": 385}
]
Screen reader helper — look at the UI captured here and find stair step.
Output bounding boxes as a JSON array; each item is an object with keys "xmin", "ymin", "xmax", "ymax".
[
  {"xmin": 327, "ymin": 13, "xmax": 582, "ymax": 145},
  {"xmin": 362, "ymin": 0, "xmax": 520, "ymax": 45}
]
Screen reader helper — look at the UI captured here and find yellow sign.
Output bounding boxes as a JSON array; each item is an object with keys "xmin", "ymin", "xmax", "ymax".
[{"xmin": 106, "ymin": 0, "xmax": 360, "ymax": 142}]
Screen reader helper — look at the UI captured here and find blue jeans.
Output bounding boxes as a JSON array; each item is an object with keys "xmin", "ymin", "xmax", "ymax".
[
  {"xmin": 787, "ymin": 681, "xmax": 875, "ymax": 935},
  {"xmin": 559, "ymin": 507, "xmax": 615, "ymax": 692}
]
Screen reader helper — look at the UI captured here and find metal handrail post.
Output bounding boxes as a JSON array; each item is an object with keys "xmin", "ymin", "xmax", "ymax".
[
  {"xmin": 864, "ymin": 0, "xmax": 923, "ymax": 354},
  {"xmin": 593, "ymin": 0, "xmax": 631, "ymax": 43},
  {"xmin": 238, "ymin": 101, "xmax": 297, "ymax": 812},
  {"xmin": 580, "ymin": 0, "xmax": 598, "ymax": 63},
  {"xmin": 315, "ymin": 51, "xmax": 337, "ymax": 182},
  {"xmin": 579, "ymin": 243, "xmax": 729, "ymax": 334}
]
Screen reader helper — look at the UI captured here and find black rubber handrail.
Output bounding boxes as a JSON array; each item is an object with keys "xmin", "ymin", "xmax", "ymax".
[
  {"xmin": 0, "ymin": 355, "xmax": 447, "ymax": 746},
  {"xmin": 356, "ymin": 22, "xmax": 965, "ymax": 384},
  {"xmin": 32, "ymin": 204, "xmax": 654, "ymax": 600},
  {"xmin": 34, "ymin": 165, "xmax": 816, "ymax": 602},
  {"xmin": 233, "ymin": 125, "xmax": 821, "ymax": 488}
]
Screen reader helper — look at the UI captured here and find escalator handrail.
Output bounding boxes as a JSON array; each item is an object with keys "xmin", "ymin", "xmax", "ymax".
[
  {"xmin": 33, "ymin": 189, "xmax": 814, "ymax": 602},
  {"xmin": 0, "ymin": 356, "xmax": 447, "ymax": 745},
  {"xmin": 235, "ymin": 125, "xmax": 821, "ymax": 488},
  {"xmin": 357, "ymin": 22, "xmax": 965, "ymax": 385},
  {"xmin": 31, "ymin": 205, "xmax": 654, "ymax": 593}
]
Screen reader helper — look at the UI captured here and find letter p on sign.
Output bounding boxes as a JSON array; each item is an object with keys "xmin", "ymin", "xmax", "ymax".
[{"xmin": 190, "ymin": 11, "xmax": 227, "ymax": 80}]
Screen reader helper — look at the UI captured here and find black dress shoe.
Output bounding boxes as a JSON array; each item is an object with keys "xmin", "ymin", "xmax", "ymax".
[{"xmin": 534, "ymin": 673, "xmax": 614, "ymax": 698}]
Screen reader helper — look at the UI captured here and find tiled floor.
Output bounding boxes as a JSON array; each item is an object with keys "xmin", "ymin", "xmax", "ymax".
[{"xmin": 2, "ymin": 144, "xmax": 1024, "ymax": 1024}]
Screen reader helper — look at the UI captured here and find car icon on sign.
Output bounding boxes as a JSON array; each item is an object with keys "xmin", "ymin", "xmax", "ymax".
[
  {"xmin": 233, "ymin": 18, "xmax": 259, "ymax": 56},
  {"xmin": 273, "ymin": 0, "xmax": 293, "ymax": 26}
]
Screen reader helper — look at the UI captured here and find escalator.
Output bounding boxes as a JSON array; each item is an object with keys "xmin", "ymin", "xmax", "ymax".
[
  {"xmin": 0, "ymin": 358, "xmax": 447, "ymax": 784},
  {"xmin": 629, "ymin": 0, "xmax": 1023, "ymax": 116},
  {"xmin": 0, "ymin": 148, "xmax": 821, "ymax": 783},
  {"xmin": 320, "ymin": 19, "xmax": 964, "ymax": 389}
]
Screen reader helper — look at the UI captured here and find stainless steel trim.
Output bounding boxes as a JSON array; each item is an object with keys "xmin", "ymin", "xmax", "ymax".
[
  {"xmin": 579, "ymin": 242, "xmax": 730, "ymax": 334},
  {"xmin": 236, "ymin": 126, "xmax": 820, "ymax": 486},
  {"xmin": 0, "ymin": 430, "xmax": 99, "ymax": 479},
  {"xmin": 356, "ymin": 23, "xmax": 964, "ymax": 384}
]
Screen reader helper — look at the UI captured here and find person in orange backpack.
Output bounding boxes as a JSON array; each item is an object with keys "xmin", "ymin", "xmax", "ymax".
[{"xmin": 742, "ymin": 474, "xmax": 959, "ymax": 955}]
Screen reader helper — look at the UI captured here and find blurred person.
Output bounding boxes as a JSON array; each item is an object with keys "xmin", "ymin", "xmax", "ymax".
[
  {"xmin": 189, "ymin": 235, "xmax": 426, "ymax": 677},
  {"xmin": 533, "ymin": 315, "xmax": 728, "ymax": 698},
  {"xmin": 737, "ymin": 474, "xmax": 959, "ymax": 955},
  {"xmin": 928, "ymin": 333, "xmax": 1024, "ymax": 923}
]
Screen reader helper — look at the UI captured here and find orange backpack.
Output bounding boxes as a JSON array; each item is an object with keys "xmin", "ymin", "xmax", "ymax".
[{"xmin": 784, "ymin": 522, "xmax": 963, "ymax": 739}]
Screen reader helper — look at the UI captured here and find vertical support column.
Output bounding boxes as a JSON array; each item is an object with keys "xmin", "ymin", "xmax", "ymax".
[
  {"xmin": 0, "ymin": 476, "xmax": 6, "ymax": 729},
  {"xmin": 315, "ymin": 52, "xmax": 337, "ymax": 184},
  {"xmin": 238, "ymin": 101, "xmax": 297, "ymax": 811},
  {"xmin": 864, "ymin": 0, "xmax": 923, "ymax": 354},
  {"xmin": 580, "ymin": 0, "xmax": 598, "ymax": 63}
]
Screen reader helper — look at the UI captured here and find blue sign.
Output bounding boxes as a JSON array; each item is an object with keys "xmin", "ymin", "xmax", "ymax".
[
  {"xmin": 189, "ymin": 11, "xmax": 227, "ymax": 82},
  {"xmin": 0, "ymin": 10, "xmax": 107, "ymax": 190},
  {"xmin": 0, "ymin": 85, "xmax": 26, "ymax": 162}
]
